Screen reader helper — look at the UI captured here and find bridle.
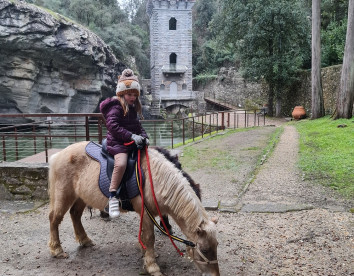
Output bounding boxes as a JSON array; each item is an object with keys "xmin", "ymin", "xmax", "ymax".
[
  {"xmin": 142, "ymin": 201, "xmax": 219, "ymax": 265},
  {"xmin": 191, "ymin": 243, "xmax": 219, "ymax": 265}
]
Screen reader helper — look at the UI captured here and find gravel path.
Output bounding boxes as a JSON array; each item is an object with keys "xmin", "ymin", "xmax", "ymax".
[
  {"xmin": 0, "ymin": 123, "xmax": 353, "ymax": 276},
  {"xmin": 242, "ymin": 125, "xmax": 351, "ymax": 211},
  {"xmin": 213, "ymin": 125, "xmax": 354, "ymax": 275}
]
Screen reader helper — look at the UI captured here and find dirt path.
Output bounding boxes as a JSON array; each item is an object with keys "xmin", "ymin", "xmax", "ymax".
[
  {"xmin": 0, "ymin": 124, "xmax": 353, "ymax": 276},
  {"xmin": 212, "ymin": 125, "xmax": 354, "ymax": 275}
]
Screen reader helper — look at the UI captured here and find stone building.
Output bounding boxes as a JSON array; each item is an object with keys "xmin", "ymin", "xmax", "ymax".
[{"xmin": 146, "ymin": 0, "xmax": 196, "ymax": 116}]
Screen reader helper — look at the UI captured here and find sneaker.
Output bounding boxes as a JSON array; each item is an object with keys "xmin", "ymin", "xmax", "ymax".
[{"xmin": 109, "ymin": 197, "xmax": 120, "ymax": 219}]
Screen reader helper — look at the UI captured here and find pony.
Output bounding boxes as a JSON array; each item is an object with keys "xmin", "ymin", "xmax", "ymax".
[{"xmin": 48, "ymin": 141, "xmax": 220, "ymax": 276}]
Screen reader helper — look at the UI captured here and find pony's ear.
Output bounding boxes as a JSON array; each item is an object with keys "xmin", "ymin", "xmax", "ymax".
[
  {"xmin": 211, "ymin": 217, "xmax": 219, "ymax": 225},
  {"xmin": 196, "ymin": 223, "xmax": 207, "ymax": 236}
]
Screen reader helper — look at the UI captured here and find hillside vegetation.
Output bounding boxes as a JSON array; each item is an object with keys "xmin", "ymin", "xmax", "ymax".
[{"xmin": 24, "ymin": 0, "xmax": 348, "ymax": 80}]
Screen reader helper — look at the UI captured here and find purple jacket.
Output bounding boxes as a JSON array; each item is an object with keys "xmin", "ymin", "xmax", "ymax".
[{"xmin": 100, "ymin": 97, "xmax": 148, "ymax": 155}]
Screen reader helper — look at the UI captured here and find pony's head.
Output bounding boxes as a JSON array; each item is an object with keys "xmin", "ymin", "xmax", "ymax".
[{"xmin": 188, "ymin": 217, "xmax": 220, "ymax": 276}]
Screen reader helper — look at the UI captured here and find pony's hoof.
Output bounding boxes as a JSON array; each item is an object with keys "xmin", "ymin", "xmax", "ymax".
[
  {"xmin": 49, "ymin": 244, "xmax": 68, "ymax": 259},
  {"xmin": 151, "ymin": 272, "xmax": 164, "ymax": 276},
  {"xmin": 100, "ymin": 210, "xmax": 109, "ymax": 219},
  {"xmin": 51, "ymin": 251, "xmax": 68, "ymax": 259},
  {"xmin": 80, "ymin": 238, "xmax": 95, "ymax": 247},
  {"xmin": 145, "ymin": 263, "xmax": 162, "ymax": 276}
]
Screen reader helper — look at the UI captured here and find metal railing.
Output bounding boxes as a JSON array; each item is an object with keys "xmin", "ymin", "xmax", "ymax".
[{"xmin": 0, "ymin": 109, "xmax": 266, "ymax": 163}]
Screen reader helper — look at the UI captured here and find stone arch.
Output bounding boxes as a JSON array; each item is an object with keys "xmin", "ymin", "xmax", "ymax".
[{"xmin": 165, "ymin": 103, "xmax": 189, "ymax": 117}]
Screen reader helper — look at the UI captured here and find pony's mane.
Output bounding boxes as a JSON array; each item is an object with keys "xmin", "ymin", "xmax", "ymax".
[{"xmin": 146, "ymin": 148, "xmax": 208, "ymax": 233}]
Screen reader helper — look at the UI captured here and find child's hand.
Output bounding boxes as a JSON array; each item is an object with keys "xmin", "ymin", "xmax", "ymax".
[{"xmin": 131, "ymin": 134, "xmax": 144, "ymax": 146}]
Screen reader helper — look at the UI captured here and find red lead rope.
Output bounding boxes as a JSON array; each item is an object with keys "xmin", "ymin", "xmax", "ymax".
[
  {"xmin": 125, "ymin": 141, "xmax": 146, "ymax": 249},
  {"xmin": 144, "ymin": 147, "xmax": 184, "ymax": 256},
  {"xmin": 137, "ymin": 149, "xmax": 146, "ymax": 249},
  {"xmin": 124, "ymin": 141, "xmax": 183, "ymax": 256}
]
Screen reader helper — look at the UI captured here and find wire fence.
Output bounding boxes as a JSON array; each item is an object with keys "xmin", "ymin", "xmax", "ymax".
[{"xmin": 0, "ymin": 110, "xmax": 267, "ymax": 163}]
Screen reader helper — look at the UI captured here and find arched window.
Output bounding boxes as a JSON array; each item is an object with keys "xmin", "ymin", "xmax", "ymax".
[
  {"xmin": 182, "ymin": 83, "xmax": 187, "ymax": 90},
  {"xmin": 170, "ymin": 53, "xmax": 177, "ymax": 64},
  {"xmin": 169, "ymin": 17, "xmax": 177, "ymax": 30}
]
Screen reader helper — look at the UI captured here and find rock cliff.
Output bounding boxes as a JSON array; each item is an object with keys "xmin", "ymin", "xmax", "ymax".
[{"xmin": 0, "ymin": 0, "xmax": 124, "ymax": 115}]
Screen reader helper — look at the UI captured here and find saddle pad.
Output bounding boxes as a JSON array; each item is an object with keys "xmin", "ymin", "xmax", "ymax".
[{"xmin": 85, "ymin": 142, "xmax": 141, "ymax": 210}]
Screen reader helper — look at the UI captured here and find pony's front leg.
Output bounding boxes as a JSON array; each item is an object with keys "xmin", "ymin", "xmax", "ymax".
[
  {"xmin": 142, "ymin": 213, "xmax": 162, "ymax": 276},
  {"xmin": 131, "ymin": 197, "xmax": 162, "ymax": 276}
]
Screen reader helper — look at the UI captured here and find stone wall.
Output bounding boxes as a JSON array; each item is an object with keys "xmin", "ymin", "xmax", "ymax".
[
  {"xmin": 285, "ymin": 65, "xmax": 342, "ymax": 116},
  {"xmin": 194, "ymin": 65, "xmax": 345, "ymax": 117},
  {"xmin": 0, "ymin": 162, "xmax": 48, "ymax": 200},
  {"xmin": 193, "ymin": 67, "xmax": 266, "ymax": 110},
  {"xmin": 0, "ymin": 0, "xmax": 124, "ymax": 122}
]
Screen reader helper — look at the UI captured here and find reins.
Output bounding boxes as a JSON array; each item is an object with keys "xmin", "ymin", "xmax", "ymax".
[
  {"xmin": 124, "ymin": 141, "xmax": 146, "ymax": 249},
  {"xmin": 138, "ymin": 144, "xmax": 186, "ymax": 256},
  {"xmin": 137, "ymin": 147, "xmax": 146, "ymax": 249},
  {"xmin": 135, "ymin": 162, "xmax": 195, "ymax": 247}
]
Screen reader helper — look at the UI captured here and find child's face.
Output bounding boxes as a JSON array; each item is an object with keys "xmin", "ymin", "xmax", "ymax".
[{"xmin": 124, "ymin": 92, "xmax": 137, "ymax": 105}]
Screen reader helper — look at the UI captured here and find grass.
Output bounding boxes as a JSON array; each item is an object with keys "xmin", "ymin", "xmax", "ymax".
[
  {"xmin": 295, "ymin": 116, "xmax": 354, "ymax": 198},
  {"xmin": 172, "ymin": 130, "xmax": 219, "ymax": 148},
  {"xmin": 172, "ymin": 126, "xmax": 257, "ymax": 149},
  {"xmin": 178, "ymin": 128, "xmax": 255, "ymax": 171},
  {"xmin": 178, "ymin": 126, "xmax": 283, "ymax": 173},
  {"xmin": 181, "ymin": 146, "xmax": 240, "ymax": 172},
  {"xmin": 258, "ymin": 126, "xmax": 284, "ymax": 165}
]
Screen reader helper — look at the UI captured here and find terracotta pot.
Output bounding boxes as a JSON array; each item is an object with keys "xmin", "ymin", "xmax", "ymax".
[{"xmin": 292, "ymin": 106, "xmax": 306, "ymax": 120}]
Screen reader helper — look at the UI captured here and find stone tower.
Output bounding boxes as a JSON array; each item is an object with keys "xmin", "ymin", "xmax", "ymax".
[{"xmin": 146, "ymin": 0, "xmax": 196, "ymax": 116}]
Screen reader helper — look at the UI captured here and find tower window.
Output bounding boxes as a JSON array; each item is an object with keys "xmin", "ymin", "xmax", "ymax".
[
  {"xmin": 170, "ymin": 53, "xmax": 177, "ymax": 64},
  {"xmin": 169, "ymin": 17, "xmax": 177, "ymax": 30}
]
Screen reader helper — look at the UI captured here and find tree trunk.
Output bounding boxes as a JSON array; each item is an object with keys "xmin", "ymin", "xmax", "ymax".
[
  {"xmin": 267, "ymin": 83, "xmax": 274, "ymax": 117},
  {"xmin": 275, "ymin": 83, "xmax": 282, "ymax": 117},
  {"xmin": 311, "ymin": 0, "xmax": 325, "ymax": 119},
  {"xmin": 275, "ymin": 97, "xmax": 282, "ymax": 117},
  {"xmin": 335, "ymin": 0, "xmax": 354, "ymax": 119}
]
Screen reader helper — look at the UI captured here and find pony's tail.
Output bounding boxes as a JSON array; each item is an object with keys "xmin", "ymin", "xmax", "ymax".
[{"xmin": 48, "ymin": 152, "xmax": 59, "ymax": 210}]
